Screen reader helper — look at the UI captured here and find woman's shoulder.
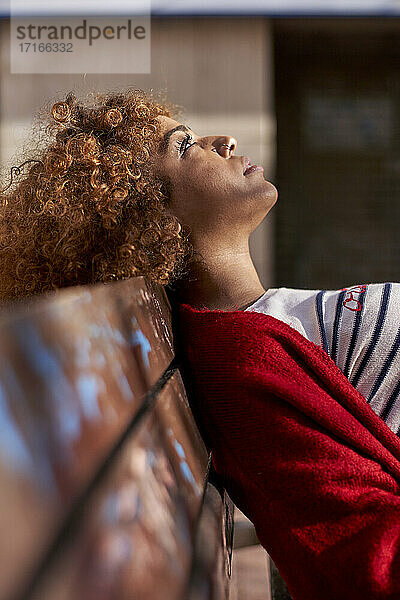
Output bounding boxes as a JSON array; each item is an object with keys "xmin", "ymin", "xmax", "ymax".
[
  {"xmin": 245, "ymin": 282, "xmax": 400, "ymax": 312},
  {"xmin": 244, "ymin": 282, "xmax": 400, "ymax": 351}
]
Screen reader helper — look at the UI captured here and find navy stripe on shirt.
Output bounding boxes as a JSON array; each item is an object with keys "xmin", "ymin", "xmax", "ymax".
[
  {"xmin": 350, "ymin": 283, "xmax": 391, "ymax": 388},
  {"xmin": 316, "ymin": 291, "xmax": 329, "ymax": 355},
  {"xmin": 367, "ymin": 323, "xmax": 400, "ymax": 404},
  {"xmin": 331, "ymin": 290, "xmax": 346, "ymax": 364},
  {"xmin": 381, "ymin": 376, "xmax": 400, "ymax": 422},
  {"xmin": 343, "ymin": 287, "xmax": 368, "ymax": 380}
]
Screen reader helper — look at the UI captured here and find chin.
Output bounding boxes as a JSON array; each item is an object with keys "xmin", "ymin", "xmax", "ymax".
[
  {"xmin": 267, "ymin": 181, "xmax": 278, "ymax": 208},
  {"xmin": 241, "ymin": 187, "xmax": 277, "ymax": 231},
  {"xmin": 257, "ymin": 180, "xmax": 278, "ymax": 213},
  {"xmin": 234, "ymin": 178, "xmax": 278, "ymax": 220}
]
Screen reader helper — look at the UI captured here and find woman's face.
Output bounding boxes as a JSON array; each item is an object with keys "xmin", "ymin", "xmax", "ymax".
[{"xmin": 153, "ymin": 116, "xmax": 278, "ymax": 239}]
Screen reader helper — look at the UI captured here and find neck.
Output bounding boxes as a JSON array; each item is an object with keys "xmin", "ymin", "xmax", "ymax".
[{"xmin": 169, "ymin": 236, "xmax": 266, "ymax": 312}]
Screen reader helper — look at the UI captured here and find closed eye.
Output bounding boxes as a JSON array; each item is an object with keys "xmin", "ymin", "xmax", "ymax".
[{"xmin": 179, "ymin": 133, "xmax": 198, "ymax": 157}]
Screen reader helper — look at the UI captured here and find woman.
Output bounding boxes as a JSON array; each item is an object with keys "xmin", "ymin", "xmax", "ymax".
[{"xmin": 1, "ymin": 89, "xmax": 400, "ymax": 599}]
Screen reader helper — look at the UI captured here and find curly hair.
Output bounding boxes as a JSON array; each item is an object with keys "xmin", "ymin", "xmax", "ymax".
[{"xmin": 0, "ymin": 88, "xmax": 194, "ymax": 302}]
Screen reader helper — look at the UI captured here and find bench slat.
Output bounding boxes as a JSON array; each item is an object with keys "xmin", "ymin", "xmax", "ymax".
[{"xmin": 26, "ymin": 373, "xmax": 209, "ymax": 600}]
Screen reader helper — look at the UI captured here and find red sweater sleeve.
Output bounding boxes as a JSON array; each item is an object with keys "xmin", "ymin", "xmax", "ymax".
[{"xmin": 176, "ymin": 303, "xmax": 400, "ymax": 600}]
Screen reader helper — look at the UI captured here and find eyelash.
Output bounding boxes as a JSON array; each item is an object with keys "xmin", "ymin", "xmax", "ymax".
[
  {"xmin": 176, "ymin": 134, "xmax": 218, "ymax": 155},
  {"xmin": 179, "ymin": 133, "xmax": 196, "ymax": 156}
]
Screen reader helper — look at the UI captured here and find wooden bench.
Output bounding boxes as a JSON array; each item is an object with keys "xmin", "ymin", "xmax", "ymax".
[{"xmin": 0, "ymin": 276, "xmax": 280, "ymax": 600}]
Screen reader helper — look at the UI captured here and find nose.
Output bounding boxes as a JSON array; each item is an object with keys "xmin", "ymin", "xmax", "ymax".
[{"xmin": 214, "ymin": 136, "xmax": 237, "ymax": 158}]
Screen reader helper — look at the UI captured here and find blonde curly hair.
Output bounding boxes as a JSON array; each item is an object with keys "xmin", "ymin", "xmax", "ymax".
[{"xmin": 0, "ymin": 88, "xmax": 193, "ymax": 302}]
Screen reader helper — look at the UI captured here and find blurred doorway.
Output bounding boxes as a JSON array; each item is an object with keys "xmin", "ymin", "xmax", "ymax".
[{"xmin": 274, "ymin": 19, "xmax": 400, "ymax": 290}]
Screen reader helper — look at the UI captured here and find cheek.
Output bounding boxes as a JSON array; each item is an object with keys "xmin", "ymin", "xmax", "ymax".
[{"xmin": 177, "ymin": 163, "xmax": 238, "ymax": 200}]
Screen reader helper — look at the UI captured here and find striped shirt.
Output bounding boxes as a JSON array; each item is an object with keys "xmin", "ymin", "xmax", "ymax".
[{"xmin": 245, "ymin": 283, "xmax": 400, "ymax": 436}]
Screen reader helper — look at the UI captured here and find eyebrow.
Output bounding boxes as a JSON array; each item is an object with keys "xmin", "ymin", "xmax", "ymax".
[{"xmin": 162, "ymin": 124, "xmax": 191, "ymax": 153}]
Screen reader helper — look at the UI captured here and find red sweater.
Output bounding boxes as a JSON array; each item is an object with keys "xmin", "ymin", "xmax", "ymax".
[{"xmin": 176, "ymin": 303, "xmax": 400, "ymax": 600}]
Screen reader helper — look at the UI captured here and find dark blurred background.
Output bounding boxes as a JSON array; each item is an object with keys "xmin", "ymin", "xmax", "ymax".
[{"xmin": 274, "ymin": 18, "xmax": 400, "ymax": 290}]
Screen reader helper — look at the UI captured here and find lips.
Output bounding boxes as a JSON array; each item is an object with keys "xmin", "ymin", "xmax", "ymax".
[{"xmin": 242, "ymin": 156, "xmax": 263, "ymax": 176}]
